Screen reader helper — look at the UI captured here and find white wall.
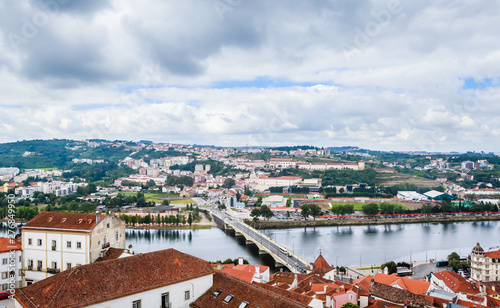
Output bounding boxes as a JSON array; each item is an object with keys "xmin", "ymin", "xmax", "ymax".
[
  {"xmin": 85, "ymin": 274, "xmax": 214, "ymax": 308},
  {"xmin": 0, "ymin": 250, "xmax": 22, "ymax": 289}
]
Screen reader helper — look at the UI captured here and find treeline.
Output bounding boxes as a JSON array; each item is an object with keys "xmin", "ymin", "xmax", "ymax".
[
  {"xmin": 130, "ymin": 149, "xmax": 185, "ymax": 163},
  {"xmin": 62, "ymin": 162, "xmax": 134, "ymax": 184},
  {"xmin": 119, "ymin": 213, "xmax": 187, "ymax": 226},
  {"xmin": 321, "ymin": 169, "xmax": 377, "ymax": 186}
]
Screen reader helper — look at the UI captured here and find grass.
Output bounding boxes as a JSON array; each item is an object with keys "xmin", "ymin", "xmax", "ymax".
[
  {"xmin": 170, "ymin": 199, "xmax": 195, "ymax": 204},
  {"xmin": 358, "ymin": 266, "xmax": 381, "ymax": 270},
  {"xmin": 255, "ymin": 194, "xmax": 309, "ymax": 199}
]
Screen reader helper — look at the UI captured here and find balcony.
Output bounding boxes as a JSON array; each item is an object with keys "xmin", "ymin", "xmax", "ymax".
[
  {"xmin": 46, "ymin": 268, "xmax": 60, "ymax": 274},
  {"xmin": 52, "ymin": 246, "xmax": 56, "ymax": 251},
  {"xmin": 27, "ymin": 265, "xmax": 33, "ymax": 270},
  {"xmin": 102, "ymin": 242, "xmax": 110, "ymax": 249},
  {"xmin": 37, "ymin": 266, "xmax": 42, "ymax": 271}
]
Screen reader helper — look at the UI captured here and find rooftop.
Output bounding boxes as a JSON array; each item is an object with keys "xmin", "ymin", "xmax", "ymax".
[
  {"xmin": 22, "ymin": 212, "xmax": 105, "ymax": 232},
  {"xmin": 16, "ymin": 248, "xmax": 214, "ymax": 308}
]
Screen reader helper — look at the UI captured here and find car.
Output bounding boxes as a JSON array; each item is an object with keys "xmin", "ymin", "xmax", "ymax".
[{"xmin": 0, "ymin": 290, "xmax": 12, "ymax": 300}]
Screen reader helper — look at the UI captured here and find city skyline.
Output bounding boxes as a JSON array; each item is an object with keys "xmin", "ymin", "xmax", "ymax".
[{"xmin": 1, "ymin": 1, "xmax": 499, "ymax": 152}]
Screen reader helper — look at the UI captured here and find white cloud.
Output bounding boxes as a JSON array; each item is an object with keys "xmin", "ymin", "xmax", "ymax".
[{"xmin": 0, "ymin": 0, "xmax": 499, "ymax": 151}]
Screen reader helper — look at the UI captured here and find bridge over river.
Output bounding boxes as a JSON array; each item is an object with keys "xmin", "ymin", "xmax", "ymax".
[{"xmin": 211, "ymin": 210, "xmax": 312, "ymax": 273}]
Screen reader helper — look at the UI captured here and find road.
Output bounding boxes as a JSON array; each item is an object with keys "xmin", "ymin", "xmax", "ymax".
[{"xmin": 210, "ymin": 209, "xmax": 310, "ymax": 274}]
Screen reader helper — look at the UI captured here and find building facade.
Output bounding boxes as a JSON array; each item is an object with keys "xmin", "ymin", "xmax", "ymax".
[
  {"xmin": 0, "ymin": 237, "xmax": 22, "ymax": 289},
  {"xmin": 21, "ymin": 211, "xmax": 125, "ymax": 286},
  {"xmin": 471, "ymin": 242, "xmax": 500, "ymax": 282}
]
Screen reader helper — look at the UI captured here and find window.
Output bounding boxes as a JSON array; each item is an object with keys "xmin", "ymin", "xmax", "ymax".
[
  {"xmin": 67, "ymin": 263, "xmax": 72, "ymax": 270},
  {"xmin": 132, "ymin": 300, "xmax": 141, "ymax": 308},
  {"xmin": 2, "ymin": 284, "xmax": 7, "ymax": 291},
  {"xmin": 116, "ymin": 231, "xmax": 119, "ymax": 241},
  {"xmin": 27, "ymin": 260, "xmax": 33, "ymax": 269},
  {"xmin": 185, "ymin": 290, "xmax": 190, "ymax": 300},
  {"xmin": 37, "ymin": 239, "xmax": 42, "ymax": 246},
  {"xmin": 52, "ymin": 240, "xmax": 57, "ymax": 251},
  {"xmin": 223, "ymin": 294, "xmax": 234, "ymax": 303},
  {"xmin": 2, "ymin": 258, "xmax": 7, "ymax": 265},
  {"xmin": 67, "ymin": 241, "xmax": 72, "ymax": 248},
  {"xmin": 76, "ymin": 242, "xmax": 82, "ymax": 249},
  {"xmin": 161, "ymin": 292, "xmax": 170, "ymax": 308},
  {"xmin": 1, "ymin": 272, "xmax": 7, "ymax": 279},
  {"xmin": 107, "ymin": 223, "xmax": 110, "ymax": 228},
  {"xmin": 51, "ymin": 262, "xmax": 57, "ymax": 269},
  {"xmin": 239, "ymin": 302, "xmax": 249, "ymax": 308},
  {"xmin": 37, "ymin": 261, "xmax": 43, "ymax": 271},
  {"xmin": 28, "ymin": 238, "xmax": 33, "ymax": 245}
]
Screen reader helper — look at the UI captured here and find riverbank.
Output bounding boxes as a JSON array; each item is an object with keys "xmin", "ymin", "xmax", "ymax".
[{"xmin": 250, "ymin": 214, "xmax": 500, "ymax": 229}]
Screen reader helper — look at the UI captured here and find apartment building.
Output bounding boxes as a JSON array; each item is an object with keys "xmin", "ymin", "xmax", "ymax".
[
  {"xmin": 0, "ymin": 237, "xmax": 22, "ymax": 289},
  {"xmin": 21, "ymin": 211, "xmax": 125, "ymax": 286},
  {"xmin": 471, "ymin": 242, "xmax": 500, "ymax": 282}
]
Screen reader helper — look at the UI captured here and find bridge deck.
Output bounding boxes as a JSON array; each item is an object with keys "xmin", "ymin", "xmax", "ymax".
[{"xmin": 212, "ymin": 211, "xmax": 311, "ymax": 273}]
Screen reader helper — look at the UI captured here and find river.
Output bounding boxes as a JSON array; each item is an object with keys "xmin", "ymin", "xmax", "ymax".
[{"xmin": 3, "ymin": 221, "xmax": 499, "ymax": 269}]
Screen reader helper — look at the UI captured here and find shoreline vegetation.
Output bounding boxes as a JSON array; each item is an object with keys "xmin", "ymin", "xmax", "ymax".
[
  {"xmin": 5, "ymin": 213, "xmax": 500, "ymax": 231},
  {"xmin": 248, "ymin": 214, "xmax": 500, "ymax": 229}
]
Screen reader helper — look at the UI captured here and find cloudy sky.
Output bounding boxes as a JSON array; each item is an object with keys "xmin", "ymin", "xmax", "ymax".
[{"xmin": 1, "ymin": 0, "xmax": 499, "ymax": 152}]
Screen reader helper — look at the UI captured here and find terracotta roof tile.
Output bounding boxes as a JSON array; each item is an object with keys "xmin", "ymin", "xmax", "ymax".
[
  {"xmin": 22, "ymin": 212, "xmax": 104, "ymax": 232},
  {"xmin": 369, "ymin": 282, "xmax": 432, "ymax": 306},
  {"xmin": 221, "ymin": 267, "xmax": 255, "ymax": 283},
  {"xmin": 433, "ymin": 271, "xmax": 480, "ymax": 294},
  {"xmin": 312, "ymin": 253, "xmax": 333, "ymax": 276},
  {"xmin": 191, "ymin": 272, "xmax": 309, "ymax": 308},
  {"xmin": 485, "ymin": 249, "xmax": 500, "ymax": 258},
  {"xmin": 16, "ymin": 248, "xmax": 214, "ymax": 308},
  {"xmin": 0, "ymin": 237, "xmax": 21, "ymax": 253}
]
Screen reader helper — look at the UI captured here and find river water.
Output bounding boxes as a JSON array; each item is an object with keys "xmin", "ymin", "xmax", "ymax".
[{"xmin": 4, "ymin": 221, "xmax": 499, "ymax": 269}]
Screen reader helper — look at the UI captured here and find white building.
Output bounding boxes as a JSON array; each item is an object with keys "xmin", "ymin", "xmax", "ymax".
[
  {"xmin": 0, "ymin": 237, "xmax": 22, "ymax": 289},
  {"xmin": 396, "ymin": 191, "xmax": 429, "ymax": 201},
  {"xmin": 21, "ymin": 211, "xmax": 125, "ymax": 286},
  {"xmin": 257, "ymin": 175, "xmax": 302, "ymax": 187},
  {"xmin": 15, "ymin": 249, "xmax": 214, "ymax": 308},
  {"xmin": 471, "ymin": 242, "xmax": 500, "ymax": 282}
]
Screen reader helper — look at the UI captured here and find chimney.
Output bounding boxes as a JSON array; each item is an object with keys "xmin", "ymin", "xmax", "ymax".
[
  {"xmin": 238, "ymin": 257, "xmax": 244, "ymax": 265},
  {"xmin": 96, "ymin": 211, "xmax": 101, "ymax": 224},
  {"xmin": 255, "ymin": 264, "xmax": 260, "ymax": 273}
]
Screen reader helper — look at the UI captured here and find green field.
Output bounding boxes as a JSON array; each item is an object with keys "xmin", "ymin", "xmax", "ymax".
[
  {"xmin": 170, "ymin": 199, "xmax": 195, "ymax": 204},
  {"xmin": 120, "ymin": 192, "xmax": 181, "ymax": 203},
  {"xmin": 254, "ymin": 194, "xmax": 309, "ymax": 199}
]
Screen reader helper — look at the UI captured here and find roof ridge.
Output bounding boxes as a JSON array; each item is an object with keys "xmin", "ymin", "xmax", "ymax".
[{"xmin": 48, "ymin": 267, "xmax": 77, "ymax": 308}]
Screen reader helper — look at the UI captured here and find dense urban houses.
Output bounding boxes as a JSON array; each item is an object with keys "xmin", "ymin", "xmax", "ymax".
[
  {"xmin": 14, "ymin": 249, "xmax": 214, "ymax": 308},
  {"xmin": 471, "ymin": 242, "xmax": 500, "ymax": 282},
  {"xmin": 21, "ymin": 211, "xmax": 125, "ymax": 286},
  {"xmin": 0, "ymin": 237, "xmax": 22, "ymax": 289}
]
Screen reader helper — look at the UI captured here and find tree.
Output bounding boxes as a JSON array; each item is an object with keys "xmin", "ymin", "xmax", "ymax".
[
  {"xmin": 187, "ymin": 213, "xmax": 193, "ymax": 227},
  {"xmin": 308, "ymin": 204, "xmax": 321, "ymax": 221},
  {"xmin": 286, "ymin": 198, "xmax": 291, "ymax": 208},
  {"xmin": 223, "ymin": 178, "xmax": 236, "ymax": 189},
  {"xmin": 341, "ymin": 303, "xmax": 360, "ymax": 308},
  {"xmin": 448, "ymin": 252, "xmax": 460, "ymax": 262},
  {"xmin": 362, "ymin": 203, "xmax": 379, "ymax": 217},
  {"xmin": 162, "ymin": 199, "xmax": 170, "ymax": 205},
  {"xmin": 300, "ymin": 204, "xmax": 311, "ymax": 220},
  {"xmin": 381, "ymin": 261, "xmax": 397, "ymax": 274},
  {"xmin": 260, "ymin": 205, "xmax": 274, "ymax": 220}
]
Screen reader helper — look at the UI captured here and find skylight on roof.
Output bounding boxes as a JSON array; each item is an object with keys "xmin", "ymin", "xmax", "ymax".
[
  {"xmin": 239, "ymin": 301, "xmax": 249, "ymax": 308},
  {"xmin": 47, "ymin": 217, "xmax": 53, "ymax": 222},
  {"xmin": 77, "ymin": 219, "xmax": 83, "ymax": 224},
  {"xmin": 212, "ymin": 289, "xmax": 223, "ymax": 298},
  {"xmin": 87, "ymin": 219, "xmax": 93, "ymax": 224},
  {"xmin": 223, "ymin": 294, "xmax": 234, "ymax": 303},
  {"xmin": 61, "ymin": 218, "xmax": 67, "ymax": 223}
]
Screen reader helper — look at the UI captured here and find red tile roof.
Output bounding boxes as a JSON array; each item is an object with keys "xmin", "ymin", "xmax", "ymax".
[
  {"xmin": 22, "ymin": 212, "xmax": 104, "ymax": 232},
  {"xmin": 221, "ymin": 267, "xmax": 255, "ymax": 283},
  {"xmin": 0, "ymin": 237, "xmax": 21, "ymax": 253},
  {"xmin": 16, "ymin": 248, "xmax": 214, "ymax": 308},
  {"xmin": 485, "ymin": 249, "xmax": 500, "ymax": 258},
  {"xmin": 312, "ymin": 253, "xmax": 333, "ymax": 276},
  {"xmin": 433, "ymin": 271, "xmax": 480, "ymax": 294},
  {"xmin": 191, "ymin": 272, "xmax": 309, "ymax": 308}
]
